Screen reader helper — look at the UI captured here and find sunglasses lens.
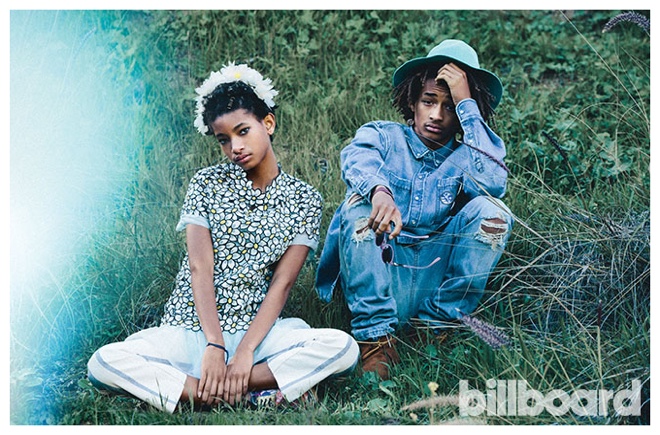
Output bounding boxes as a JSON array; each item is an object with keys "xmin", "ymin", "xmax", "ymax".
[
  {"xmin": 381, "ymin": 245, "xmax": 393, "ymax": 264},
  {"xmin": 375, "ymin": 232, "xmax": 384, "ymax": 246}
]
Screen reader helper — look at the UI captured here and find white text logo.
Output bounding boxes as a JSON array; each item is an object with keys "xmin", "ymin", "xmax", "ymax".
[{"xmin": 459, "ymin": 379, "xmax": 641, "ymax": 417}]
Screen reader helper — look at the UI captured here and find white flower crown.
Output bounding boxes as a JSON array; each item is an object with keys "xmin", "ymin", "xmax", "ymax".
[{"xmin": 193, "ymin": 62, "xmax": 279, "ymax": 135}]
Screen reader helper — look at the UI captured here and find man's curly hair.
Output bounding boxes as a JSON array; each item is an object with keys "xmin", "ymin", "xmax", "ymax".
[{"xmin": 391, "ymin": 65, "xmax": 497, "ymax": 125}]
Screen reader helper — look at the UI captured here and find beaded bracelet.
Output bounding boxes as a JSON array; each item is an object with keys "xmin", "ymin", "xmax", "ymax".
[{"xmin": 206, "ymin": 342, "xmax": 229, "ymax": 364}]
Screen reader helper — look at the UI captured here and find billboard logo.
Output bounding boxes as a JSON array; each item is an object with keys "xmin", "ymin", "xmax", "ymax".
[{"xmin": 459, "ymin": 379, "xmax": 641, "ymax": 417}]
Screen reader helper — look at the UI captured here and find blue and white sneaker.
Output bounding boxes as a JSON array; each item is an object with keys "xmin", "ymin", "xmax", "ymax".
[{"xmin": 248, "ymin": 388, "xmax": 317, "ymax": 409}]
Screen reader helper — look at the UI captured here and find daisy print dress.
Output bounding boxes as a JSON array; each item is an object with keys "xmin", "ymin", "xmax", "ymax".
[{"xmin": 161, "ymin": 163, "xmax": 322, "ymax": 333}]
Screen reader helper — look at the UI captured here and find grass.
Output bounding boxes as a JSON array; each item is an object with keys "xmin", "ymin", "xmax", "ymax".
[{"xmin": 9, "ymin": 9, "xmax": 649, "ymax": 425}]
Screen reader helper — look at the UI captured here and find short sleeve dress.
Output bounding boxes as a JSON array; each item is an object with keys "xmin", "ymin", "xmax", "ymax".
[{"xmin": 160, "ymin": 163, "xmax": 322, "ymax": 333}]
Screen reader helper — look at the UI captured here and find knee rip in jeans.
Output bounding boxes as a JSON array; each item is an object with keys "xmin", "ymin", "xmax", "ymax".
[
  {"xmin": 476, "ymin": 217, "xmax": 508, "ymax": 249},
  {"xmin": 351, "ymin": 216, "xmax": 373, "ymax": 243}
]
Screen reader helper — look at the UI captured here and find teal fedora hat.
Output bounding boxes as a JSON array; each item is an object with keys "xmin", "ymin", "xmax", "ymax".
[{"xmin": 392, "ymin": 39, "xmax": 503, "ymax": 109}]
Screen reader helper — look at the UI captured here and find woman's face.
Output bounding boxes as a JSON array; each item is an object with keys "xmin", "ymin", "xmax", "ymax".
[
  {"xmin": 410, "ymin": 78, "xmax": 460, "ymax": 149},
  {"xmin": 210, "ymin": 109, "xmax": 276, "ymax": 172}
]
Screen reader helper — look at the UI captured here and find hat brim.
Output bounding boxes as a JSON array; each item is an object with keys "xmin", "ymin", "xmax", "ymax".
[{"xmin": 392, "ymin": 55, "xmax": 503, "ymax": 110}]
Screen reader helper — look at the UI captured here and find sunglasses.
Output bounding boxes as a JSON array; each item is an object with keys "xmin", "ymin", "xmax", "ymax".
[{"xmin": 375, "ymin": 232, "xmax": 441, "ymax": 269}]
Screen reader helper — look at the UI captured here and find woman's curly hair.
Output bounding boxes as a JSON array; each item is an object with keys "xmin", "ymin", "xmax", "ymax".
[{"xmin": 201, "ymin": 81, "xmax": 274, "ymax": 135}]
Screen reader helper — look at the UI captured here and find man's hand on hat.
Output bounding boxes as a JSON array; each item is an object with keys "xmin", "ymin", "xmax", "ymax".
[{"xmin": 436, "ymin": 63, "xmax": 471, "ymax": 105}]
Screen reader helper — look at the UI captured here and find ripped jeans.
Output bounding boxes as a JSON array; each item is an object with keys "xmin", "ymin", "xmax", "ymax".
[{"xmin": 335, "ymin": 195, "xmax": 512, "ymax": 341}]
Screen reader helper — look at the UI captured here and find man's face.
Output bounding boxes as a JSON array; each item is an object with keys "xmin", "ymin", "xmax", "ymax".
[{"xmin": 410, "ymin": 78, "xmax": 460, "ymax": 149}]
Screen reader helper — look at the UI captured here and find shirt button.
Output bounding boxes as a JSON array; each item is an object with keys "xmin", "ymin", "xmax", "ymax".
[{"xmin": 415, "ymin": 196, "xmax": 420, "ymax": 201}]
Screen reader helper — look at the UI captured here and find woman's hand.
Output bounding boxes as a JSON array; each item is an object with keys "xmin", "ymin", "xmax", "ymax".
[
  {"xmin": 369, "ymin": 187, "xmax": 402, "ymax": 239},
  {"xmin": 198, "ymin": 345, "xmax": 228, "ymax": 405},
  {"xmin": 436, "ymin": 63, "xmax": 471, "ymax": 104},
  {"xmin": 223, "ymin": 346, "xmax": 254, "ymax": 405}
]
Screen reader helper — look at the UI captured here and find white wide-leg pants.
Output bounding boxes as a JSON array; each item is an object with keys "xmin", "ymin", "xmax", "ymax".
[{"xmin": 87, "ymin": 318, "xmax": 359, "ymax": 413}]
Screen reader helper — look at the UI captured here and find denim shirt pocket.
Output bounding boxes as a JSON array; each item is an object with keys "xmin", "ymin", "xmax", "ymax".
[
  {"xmin": 432, "ymin": 177, "xmax": 462, "ymax": 225},
  {"xmin": 386, "ymin": 170, "xmax": 412, "ymax": 202}
]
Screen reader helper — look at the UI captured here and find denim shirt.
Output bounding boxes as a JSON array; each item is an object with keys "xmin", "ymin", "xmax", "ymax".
[{"xmin": 315, "ymin": 98, "xmax": 508, "ymax": 301}]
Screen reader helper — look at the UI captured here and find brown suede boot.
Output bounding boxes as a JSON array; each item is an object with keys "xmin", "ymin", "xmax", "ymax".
[{"xmin": 358, "ymin": 335, "xmax": 401, "ymax": 380}]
